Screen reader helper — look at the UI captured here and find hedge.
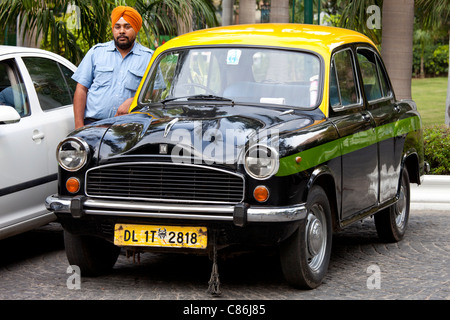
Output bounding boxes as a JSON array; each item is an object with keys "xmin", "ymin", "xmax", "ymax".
[{"xmin": 423, "ymin": 125, "xmax": 450, "ymax": 175}]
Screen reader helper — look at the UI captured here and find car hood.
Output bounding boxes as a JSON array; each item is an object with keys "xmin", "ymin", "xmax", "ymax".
[{"xmin": 73, "ymin": 104, "xmax": 322, "ymax": 166}]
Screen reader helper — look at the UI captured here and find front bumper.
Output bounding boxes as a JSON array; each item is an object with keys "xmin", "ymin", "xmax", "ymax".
[{"xmin": 45, "ymin": 194, "xmax": 307, "ymax": 227}]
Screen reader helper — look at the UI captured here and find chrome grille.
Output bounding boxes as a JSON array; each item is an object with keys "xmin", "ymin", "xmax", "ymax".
[{"xmin": 85, "ymin": 162, "xmax": 244, "ymax": 204}]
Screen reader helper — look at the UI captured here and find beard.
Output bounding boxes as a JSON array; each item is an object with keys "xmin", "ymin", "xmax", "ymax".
[{"xmin": 114, "ymin": 35, "xmax": 134, "ymax": 50}]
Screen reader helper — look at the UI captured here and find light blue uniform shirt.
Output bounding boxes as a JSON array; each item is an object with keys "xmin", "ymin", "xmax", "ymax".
[{"xmin": 72, "ymin": 40, "xmax": 153, "ymax": 119}]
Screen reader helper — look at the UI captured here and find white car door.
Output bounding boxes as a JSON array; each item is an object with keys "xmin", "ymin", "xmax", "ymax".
[{"xmin": 0, "ymin": 51, "xmax": 76, "ymax": 239}]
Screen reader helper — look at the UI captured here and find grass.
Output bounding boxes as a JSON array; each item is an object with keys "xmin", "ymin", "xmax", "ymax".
[{"xmin": 411, "ymin": 77, "xmax": 448, "ymax": 127}]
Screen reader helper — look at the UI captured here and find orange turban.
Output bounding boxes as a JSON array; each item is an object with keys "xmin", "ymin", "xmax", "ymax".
[{"xmin": 111, "ymin": 6, "xmax": 142, "ymax": 33}]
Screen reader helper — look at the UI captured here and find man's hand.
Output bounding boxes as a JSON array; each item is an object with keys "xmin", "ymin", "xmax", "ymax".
[{"xmin": 115, "ymin": 97, "xmax": 133, "ymax": 116}]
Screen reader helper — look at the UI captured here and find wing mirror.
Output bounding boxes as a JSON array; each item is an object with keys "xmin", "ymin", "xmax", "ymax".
[{"xmin": 0, "ymin": 105, "xmax": 21, "ymax": 124}]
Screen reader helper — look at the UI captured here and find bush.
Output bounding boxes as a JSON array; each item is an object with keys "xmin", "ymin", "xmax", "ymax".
[
  {"xmin": 413, "ymin": 43, "xmax": 449, "ymax": 78},
  {"xmin": 423, "ymin": 125, "xmax": 450, "ymax": 175}
]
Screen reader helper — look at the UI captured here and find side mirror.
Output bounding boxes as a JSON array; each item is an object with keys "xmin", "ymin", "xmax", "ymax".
[{"xmin": 0, "ymin": 105, "xmax": 21, "ymax": 124}]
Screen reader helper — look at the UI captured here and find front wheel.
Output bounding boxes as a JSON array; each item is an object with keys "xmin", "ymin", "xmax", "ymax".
[
  {"xmin": 280, "ymin": 185, "xmax": 332, "ymax": 289},
  {"xmin": 375, "ymin": 168, "xmax": 410, "ymax": 243},
  {"xmin": 64, "ymin": 231, "xmax": 120, "ymax": 277}
]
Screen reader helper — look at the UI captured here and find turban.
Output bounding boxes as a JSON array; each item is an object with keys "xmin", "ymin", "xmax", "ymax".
[{"xmin": 111, "ymin": 6, "xmax": 142, "ymax": 33}]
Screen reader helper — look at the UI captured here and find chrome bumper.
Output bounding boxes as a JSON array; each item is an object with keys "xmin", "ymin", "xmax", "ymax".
[{"xmin": 45, "ymin": 194, "xmax": 307, "ymax": 226}]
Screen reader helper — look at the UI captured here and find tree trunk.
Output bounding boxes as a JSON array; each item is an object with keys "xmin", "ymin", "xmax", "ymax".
[
  {"xmin": 381, "ymin": 0, "xmax": 414, "ymax": 100},
  {"xmin": 222, "ymin": 0, "xmax": 234, "ymax": 26},
  {"xmin": 239, "ymin": 0, "xmax": 256, "ymax": 24},
  {"xmin": 270, "ymin": 0, "xmax": 290, "ymax": 23}
]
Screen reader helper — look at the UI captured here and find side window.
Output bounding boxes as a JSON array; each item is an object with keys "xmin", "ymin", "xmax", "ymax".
[
  {"xmin": 376, "ymin": 55, "xmax": 393, "ymax": 98},
  {"xmin": 142, "ymin": 51, "xmax": 178, "ymax": 103},
  {"xmin": 330, "ymin": 49, "xmax": 360, "ymax": 109},
  {"xmin": 22, "ymin": 57, "xmax": 76, "ymax": 111},
  {"xmin": 357, "ymin": 48, "xmax": 392, "ymax": 101},
  {"xmin": 0, "ymin": 59, "xmax": 30, "ymax": 117}
]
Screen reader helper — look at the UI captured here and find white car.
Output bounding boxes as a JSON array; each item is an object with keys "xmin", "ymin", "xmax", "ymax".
[{"xmin": 0, "ymin": 45, "xmax": 76, "ymax": 239}]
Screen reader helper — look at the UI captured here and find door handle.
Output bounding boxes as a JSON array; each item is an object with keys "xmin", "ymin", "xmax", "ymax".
[
  {"xmin": 362, "ymin": 113, "xmax": 372, "ymax": 122},
  {"xmin": 32, "ymin": 130, "xmax": 45, "ymax": 142}
]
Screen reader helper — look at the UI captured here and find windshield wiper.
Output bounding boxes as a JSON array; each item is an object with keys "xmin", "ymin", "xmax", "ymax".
[{"xmin": 161, "ymin": 94, "xmax": 234, "ymax": 104}]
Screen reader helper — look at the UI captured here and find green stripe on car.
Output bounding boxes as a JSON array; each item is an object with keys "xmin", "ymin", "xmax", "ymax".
[{"xmin": 276, "ymin": 116, "xmax": 421, "ymax": 177}]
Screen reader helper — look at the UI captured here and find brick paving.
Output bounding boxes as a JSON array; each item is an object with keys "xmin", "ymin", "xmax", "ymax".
[{"xmin": 0, "ymin": 207, "xmax": 448, "ymax": 300}]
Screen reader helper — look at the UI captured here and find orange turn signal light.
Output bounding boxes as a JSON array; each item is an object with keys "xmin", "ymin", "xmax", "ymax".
[
  {"xmin": 66, "ymin": 177, "xmax": 80, "ymax": 193},
  {"xmin": 253, "ymin": 185, "xmax": 269, "ymax": 202}
]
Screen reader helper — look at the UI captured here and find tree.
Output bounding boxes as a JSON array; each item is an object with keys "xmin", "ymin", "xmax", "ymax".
[
  {"xmin": 239, "ymin": 0, "xmax": 256, "ymax": 24},
  {"xmin": 270, "ymin": 0, "xmax": 289, "ymax": 23},
  {"xmin": 0, "ymin": 0, "xmax": 218, "ymax": 64},
  {"xmin": 337, "ymin": 0, "xmax": 414, "ymax": 100},
  {"xmin": 381, "ymin": 0, "xmax": 415, "ymax": 100}
]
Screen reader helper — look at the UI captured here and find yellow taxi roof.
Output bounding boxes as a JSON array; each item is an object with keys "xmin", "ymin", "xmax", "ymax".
[{"xmin": 157, "ymin": 23, "xmax": 376, "ymax": 57}]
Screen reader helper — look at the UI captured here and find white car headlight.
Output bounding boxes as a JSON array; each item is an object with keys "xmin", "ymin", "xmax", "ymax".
[
  {"xmin": 56, "ymin": 137, "xmax": 90, "ymax": 171},
  {"xmin": 244, "ymin": 145, "xmax": 279, "ymax": 180}
]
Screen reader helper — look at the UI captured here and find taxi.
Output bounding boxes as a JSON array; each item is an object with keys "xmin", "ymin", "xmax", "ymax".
[{"xmin": 46, "ymin": 24, "xmax": 426, "ymax": 291}]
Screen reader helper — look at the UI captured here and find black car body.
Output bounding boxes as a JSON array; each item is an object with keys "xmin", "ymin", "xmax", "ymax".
[{"xmin": 46, "ymin": 24, "xmax": 426, "ymax": 290}]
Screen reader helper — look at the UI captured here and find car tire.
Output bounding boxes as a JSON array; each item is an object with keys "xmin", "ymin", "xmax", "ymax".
[
  {"xmin": 280, "ymin": 185, "xmax": 332, "ymax": 289},
  {"xmin": 375, "ymin": 168, "xmax": 410, "ymax": 243},
  {"xmin": 64, "ymin": 231, "xmax": 120, "ymax": 277}
]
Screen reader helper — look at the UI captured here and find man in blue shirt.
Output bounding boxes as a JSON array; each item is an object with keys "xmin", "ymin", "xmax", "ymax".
[{"xmin": 72, "ymin": 6, "xmax": 153, "ymax": 129}]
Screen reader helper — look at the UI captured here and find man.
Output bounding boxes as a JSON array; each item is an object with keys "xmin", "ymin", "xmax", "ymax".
[{"xmin": 72, "ymin": 6, "xmax": 153, "ymax": 129}]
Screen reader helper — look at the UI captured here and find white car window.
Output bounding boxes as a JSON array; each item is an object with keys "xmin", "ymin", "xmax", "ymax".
[{"xmin": 22, "ymin": 57, "xmax": 76, "ymax": 111}]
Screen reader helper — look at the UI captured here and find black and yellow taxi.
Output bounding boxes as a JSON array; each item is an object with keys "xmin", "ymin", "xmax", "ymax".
[{"xmin": 46, "ymin": 24, "xmax": 426, "ymax": 291}]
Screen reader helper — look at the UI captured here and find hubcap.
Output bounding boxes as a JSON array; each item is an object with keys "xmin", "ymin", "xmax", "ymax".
[
  {"xmin": 305, "ymin": 205, "xmax": 327, "ymax": 272},
  {"xmin": 395, "ymin": 184, "xmax": 407, "ymax": 230},
  {"xmin": 307, "ymin": 217, "xmax": 323, "ymax": 256}
]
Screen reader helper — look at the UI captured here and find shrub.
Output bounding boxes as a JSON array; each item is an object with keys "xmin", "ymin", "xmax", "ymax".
[
  {"xmin": 413, "ymin": 43, "xmax": 449, "ymax": 78},
  {"xmin": 423, "ymin": 125, "xmax": 450, "ymax": 175}
]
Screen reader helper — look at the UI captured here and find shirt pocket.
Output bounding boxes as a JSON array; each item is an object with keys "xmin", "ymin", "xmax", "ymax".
[
  {"xmin": 124, "ymin": 69, "xmax": 145, "ymax": 92},
  {"xmin": 93, "ymin": 66, "xmax": 114, "ymax": 87}
]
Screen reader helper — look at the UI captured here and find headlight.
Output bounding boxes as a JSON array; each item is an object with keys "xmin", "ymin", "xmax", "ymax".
[
  {"xmin": 244, "ymin": 145, "xmax": 279, "ymax": 180},
  {"xmin": 56, "ymin": 137, "xmax": 90, "ymax": 171}
]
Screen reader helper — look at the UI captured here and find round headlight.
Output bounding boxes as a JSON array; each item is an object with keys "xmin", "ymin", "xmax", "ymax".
[
  {"xmin": 56, "ymin": 137, "xmax": 89, "ymax": 171},
  {"xmin": 244, "ymin": 145, "xmax": 279, "ymax": 180}
]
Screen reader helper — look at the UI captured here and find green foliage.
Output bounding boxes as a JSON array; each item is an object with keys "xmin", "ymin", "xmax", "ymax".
[
  {"xmin": 0, "ymin": 0, "xmax": 219, "ymax": 65},
  {"xmin": 423, "ymin": 125, "xmax": 450, "ymax": 175},
  {"xmin": 413, "ymin": 43, "xmax": 449, "ymax": 77}
]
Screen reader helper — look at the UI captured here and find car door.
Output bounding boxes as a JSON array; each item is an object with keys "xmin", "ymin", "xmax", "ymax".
[
  {"xmin": 328, "ymin": 47, "xmax": 379, "ymax": 221},
  {"xmin": 0, "ymin": 55, "xmax": 52, "ymax": 237},
  {"xmin": 0, "ymin": 52, "xmax": 76, "ymax": 239},
  {"xmin": 20, "ymin": 55, "xmax": 77, "ymax": 173},
  {"xmin": 356, "ymin": 47, "xmax": 401, "ymax": 204}
]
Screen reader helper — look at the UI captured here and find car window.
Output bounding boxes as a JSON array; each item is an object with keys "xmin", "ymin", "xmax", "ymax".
[
  {"xmin": 141, "ymin": 47, "xmax": 321, "ymax": 109},
  {"xmin": 0, "ymin": 59, "xmax": 30, "ymax": 117},
  {"xmin": 356, "ymin": 48, "xmax": 392, "ymax": 101},
  {"xmin": 376, "ymin": 55, "xmax": 392, "ymax": 98},
  {"xmin": 330, "ymin": 49, "xmax": 360, "ymax": 109},
  {"xmin": 22, "ymin": 57, "xmax": 76, "ymax": 111}
]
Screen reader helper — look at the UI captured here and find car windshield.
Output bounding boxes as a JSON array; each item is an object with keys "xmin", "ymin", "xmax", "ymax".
[{"xmin": 139, "ymin": 47, "xmax": 322, "ymax": 109}]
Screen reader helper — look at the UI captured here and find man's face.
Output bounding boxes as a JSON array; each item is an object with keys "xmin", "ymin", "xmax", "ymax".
[{"xmin": 113, "ymin": 17, "xmax": 136, "ymax": 50}]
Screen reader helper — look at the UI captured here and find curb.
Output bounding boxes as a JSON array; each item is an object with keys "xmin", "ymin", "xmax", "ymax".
[{"xmin": 411, "ymin": 175, "xmax": 450, "ymax": 211}]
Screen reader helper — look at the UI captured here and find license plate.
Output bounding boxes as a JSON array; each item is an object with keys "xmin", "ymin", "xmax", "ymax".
[{"xmin": 114, "ymin": 224, "xmax": 207, "ymax": 249}]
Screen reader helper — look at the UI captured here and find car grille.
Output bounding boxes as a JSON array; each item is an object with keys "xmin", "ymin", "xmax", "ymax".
[{"xmin": 85, "ymin": 162, "xmax": 244, "ymax": 204}]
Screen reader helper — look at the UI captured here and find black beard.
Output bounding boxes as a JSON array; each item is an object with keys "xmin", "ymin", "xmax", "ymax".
[{"xmin": 114, "ymin": 37, "xmax": 133, "ymax": 50}]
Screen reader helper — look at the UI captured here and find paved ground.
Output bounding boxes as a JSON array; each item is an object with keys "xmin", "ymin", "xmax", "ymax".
[
  {"xmin": 0, "ymin": 209, "xmax": 448, "ymax": 301},
  {"xmin": 0, "ymin": 176, "xmax": 448, "ymax": 304}
]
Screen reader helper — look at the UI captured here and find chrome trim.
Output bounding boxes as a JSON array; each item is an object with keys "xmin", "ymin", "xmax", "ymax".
[
  {"xmin": 164, "ymin": 117, "xmax": 179, "ymax": 137},
  {"xmin": 45, "ymin": 195, "xmax": 307, "ymax": 223},
  {"xmin": 244, "ymin": 144, "xmax": 280, "ymax": 180},
  {"xmin": 247, "ymin": 204, "xmax": 306, "ymax": 222},
  {"xmin": 84, "ymin": 161, "xmax": 245, "ymax": 204},
  {"xmin": 56, "ymin": 137, "xmax": 90, "ymax": 172},
  {"xmin": 85, "ymin": 210, "xmax": 234, "ymax": 221}
]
